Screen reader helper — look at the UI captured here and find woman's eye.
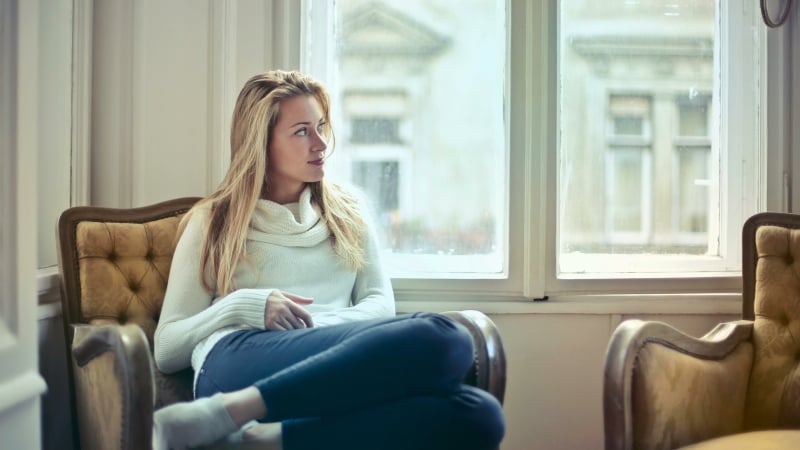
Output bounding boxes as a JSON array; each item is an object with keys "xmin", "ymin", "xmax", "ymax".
[
  {"xmin": 295, "ymin": 128, "xmax": 308, "ymax": 136},
  {"xmin": 317, "ymin": 123, "xmax": 327, "ymax": 134}
]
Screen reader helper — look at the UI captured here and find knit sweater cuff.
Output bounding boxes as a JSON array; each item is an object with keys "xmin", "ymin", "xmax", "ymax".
[{"xmin": 217, "ymin": 288, "xmax": 271, "ymax": 329}]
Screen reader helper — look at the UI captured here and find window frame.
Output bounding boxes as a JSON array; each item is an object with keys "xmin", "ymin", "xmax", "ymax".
[
  {"xmin": 550, "ymin": 0, "xmax": 774, "ymax": 293},
  {"xmin": 297, "ymin": 0, "xmax": 786, "ymax": 306}
]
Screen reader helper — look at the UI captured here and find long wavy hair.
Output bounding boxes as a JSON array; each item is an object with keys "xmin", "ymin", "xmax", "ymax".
[{"xmin": 181, "ymin": 70, "xmax": 366, "ymax": 296}]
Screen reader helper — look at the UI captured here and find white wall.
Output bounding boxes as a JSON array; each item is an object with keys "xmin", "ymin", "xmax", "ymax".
[
  {"xmin": 90, "ymin": 0, "xmax": 293, "ymax": 208},
  {"xmin": 36, "ymin": 0, "xmax": 71, "ymax": 269},
  {"xmin": 2, "ymin": 1, "xmax": 47, "ymax": 449},
  {"xmin": 489, "ymin": 312, "xmax": 737, "ymax": 450}
]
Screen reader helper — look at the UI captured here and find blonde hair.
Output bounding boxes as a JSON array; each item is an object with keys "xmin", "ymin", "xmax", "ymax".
[{"xmin": 181, "ymin": 70, "xmax": 366, "ymax": 296}]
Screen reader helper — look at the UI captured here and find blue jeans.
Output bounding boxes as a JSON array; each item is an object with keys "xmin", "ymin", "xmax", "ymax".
[{"xmin": 195, "ymin": 312, "xmax": 505, "ymax": 450}]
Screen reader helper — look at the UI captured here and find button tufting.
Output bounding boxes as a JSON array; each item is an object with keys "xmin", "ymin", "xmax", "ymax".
[
  {"xmin": 145, "ymin": 249, "xmax": 155, "ymax": 261},
  {"xmin": 784, "ymin": 254, "xmax": 794, "ymax": 266},
  {"xmin": 129, "ymin": 282, "xmax": 140, "ymax": 293},
  {"xmin": 107, "ymin": 251, "xmax": 117, "ymax": 262}
]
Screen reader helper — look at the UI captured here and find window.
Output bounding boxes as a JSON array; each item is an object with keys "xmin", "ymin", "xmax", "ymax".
[
  {"xmin": 306, "ymin": 0, "xmax": 507, "ymax": 278},
  {"xmin": 558, "ymin": 0, "xmax": 761, "ymax": 278},
  {"xmin": 302, "ymin": 0, "xmax": 774, "ymax": 300}
]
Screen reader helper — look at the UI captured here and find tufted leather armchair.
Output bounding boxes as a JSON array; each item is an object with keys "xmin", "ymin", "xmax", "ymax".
[
  {"xmin": 603, "ymin": 212, "xmax": 800, "ymax": 450},
  {"xmin": 57, "ymin": 197, "xmax": 507, "ymax": 450}
]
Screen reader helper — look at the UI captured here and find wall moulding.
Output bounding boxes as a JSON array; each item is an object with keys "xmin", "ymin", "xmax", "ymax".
[
  {"xmin": 71, "ymin": 0, "xmax": 92, "ymax": 207},
  {"xmin": 207, "ymin": 0, "xmax": 238, "ymax": 192}
]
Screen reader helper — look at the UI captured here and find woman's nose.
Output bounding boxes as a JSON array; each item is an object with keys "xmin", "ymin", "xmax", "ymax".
[{"xmin": 312, "ymin": 130, "xmax": 328, "ymax": 150}]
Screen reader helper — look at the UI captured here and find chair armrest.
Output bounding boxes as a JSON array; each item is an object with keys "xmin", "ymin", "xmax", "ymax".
[
  {"xmin": 442, "ymin": 310, "xmax": 507, "ymax": 404},
  {"xmin": 71, "ymin": 324, "xmax": 155, "ymax": 450},
  {"xmin": 604, "ymin": 319, "xmax": 754, "ymax": 450}
]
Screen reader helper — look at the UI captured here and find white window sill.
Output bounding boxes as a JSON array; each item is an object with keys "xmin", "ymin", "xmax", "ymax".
[
  {"xmin": 397, "ymin": 292, "xmax": 741, "ymax": 315},
  {"xmin": 37, "ymin": 267, "xmax": 62, "ymax": 320}
]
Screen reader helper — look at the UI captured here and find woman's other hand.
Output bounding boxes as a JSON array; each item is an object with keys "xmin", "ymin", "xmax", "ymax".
[{"xmin": 264, "ymin": 291, "xmax": 314, "ymax": 330}]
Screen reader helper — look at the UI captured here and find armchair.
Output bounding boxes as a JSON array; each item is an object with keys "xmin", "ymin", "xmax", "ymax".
[
  {"xmin": 603, "ymin": 212, "xmax": 800, "ymax": 450},
  {"xmin": 57, "ymin": 198, "xmax": 507, "ymax": 450}
]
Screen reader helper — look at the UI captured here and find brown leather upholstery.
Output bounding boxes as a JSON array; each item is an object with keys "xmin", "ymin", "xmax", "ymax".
[
  {"xmin": 58, "ymin": 197, "xmax": 200, "ymax": 450},
  {"xmin": 57, "ymin": 197, "xmax": 507, "ymax": 450},
  {"xmin": 679, "ymin": 430, "xmax": 800, "ymax": 449},
  {"xmin": 603, "ymin": 212, "xmax": 800, "ymax": 450},
  {"xmin": 743, "ymin": 223, "xmax": 800, "ymax": 429}
]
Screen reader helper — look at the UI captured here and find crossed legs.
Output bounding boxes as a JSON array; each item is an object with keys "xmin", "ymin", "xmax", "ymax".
[{"xmin": 153, "ymin": 313, "xmax": 504, "ymax": 450}]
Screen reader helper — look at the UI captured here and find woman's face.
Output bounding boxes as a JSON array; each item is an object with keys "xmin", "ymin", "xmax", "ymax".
[{"xmin": 267, "ymin": 95, "xmax": 328, "ymax": 203}]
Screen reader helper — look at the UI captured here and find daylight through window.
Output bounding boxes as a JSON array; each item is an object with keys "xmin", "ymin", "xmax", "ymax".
[{"xmin": 317, "ymin": 0, "xmax": 508, "ymax": 277}]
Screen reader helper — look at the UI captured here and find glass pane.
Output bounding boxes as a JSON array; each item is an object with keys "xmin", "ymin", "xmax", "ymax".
[
  {"xmin": 323, "ymin": 0, "xmax": 507, "ymax": 276},
  {"xmin": 608, "ymin": 149, "xmax": 645, "ymax": 233},
  {"xmin": 559, "ymin": 0, "xmax": 716, "ymax": 273},
  {"xmin": 676, "ymin": 146, "xmax": 710, "ymax": 234},
  {"xmin": 613, "ymin": 117, "xmax": 644, "ymax": 137},
  {"xmin": 351, "ymin": 117, "xmax": 402, "ymax": 144},
  {"xmin": 609, "ymin": 95, "xmax": 650, "ymax": 137},
  {"xmin": 352, "ymin": 161, "xmax": 399, "ymax": 214},
  {"xmin": 677, "ymin": 96, "xmax": 710, "ymax": 137}
]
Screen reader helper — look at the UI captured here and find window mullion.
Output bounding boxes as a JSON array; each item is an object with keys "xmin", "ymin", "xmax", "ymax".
[{"xmin": 520, "ymin": 0, "xmax": 551, "ymax": 299}]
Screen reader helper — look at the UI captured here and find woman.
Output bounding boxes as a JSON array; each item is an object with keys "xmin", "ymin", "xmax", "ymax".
[{"xmin": 152, "ymin": 70, "xmax": 504, "ymax": 450}]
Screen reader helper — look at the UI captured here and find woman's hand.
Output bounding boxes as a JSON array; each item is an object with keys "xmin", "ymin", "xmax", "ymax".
[{"xmin": 264, "ymin": 291, "xmax": 314, "ymax": 331}]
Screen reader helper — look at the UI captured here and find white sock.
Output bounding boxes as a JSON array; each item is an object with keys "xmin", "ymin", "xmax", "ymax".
[
  {"xmin": 152, "ymin": 393, "xmax": 239, "ymax": 450},
  {"xmin": 212, "ymin": 420, "xmax": 261, "ymax": 449}
]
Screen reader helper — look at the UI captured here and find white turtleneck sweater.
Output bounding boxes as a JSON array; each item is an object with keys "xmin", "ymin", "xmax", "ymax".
[{"xmin": 153, "ymin": 187, "xmax": 395, "ymax": 383}]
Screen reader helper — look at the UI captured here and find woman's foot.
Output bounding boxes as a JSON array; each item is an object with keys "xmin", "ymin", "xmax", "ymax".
[
  {"xmin": 152, "ymin": 393, "xmax": 239, "ymax": 450},
  {"xmin": 240, "ymin": 422, "xmax": 283, "ymax": 450},
  {"xmin": 199, "ymin": 422, "xmax": 282, "ymax": 450}
]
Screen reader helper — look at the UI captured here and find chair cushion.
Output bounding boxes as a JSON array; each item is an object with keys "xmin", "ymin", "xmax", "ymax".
[
  {"xmin": 678, "ymin": 430, "xmax": 800, "ymax": 449},
  {"xmin": 746, "ymin": 226, "xmax": 800, "ymax": 429},
  {"xmin": 76, "ymin": 215, "xmax": 196, "ymax": 409},
  {"xmin": 76, "ymin": 216, "xmax": 182, "ymax": 335}
]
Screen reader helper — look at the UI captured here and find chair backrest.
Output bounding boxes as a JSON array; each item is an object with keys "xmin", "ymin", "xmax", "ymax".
[
  {"xmin": 57, "ymin": 197, "xmax": 202, "ymax": 412},
  {"xmin": 741, "ymin": 212, "xmax": 800, "ymax": 430}
]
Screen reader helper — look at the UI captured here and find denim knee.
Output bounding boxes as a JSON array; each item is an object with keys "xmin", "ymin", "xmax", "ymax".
[
  {"xmin": 407, "ymin": 313, "xmax": 474, "ymax": 378},
  {"xmin": 451, "ymin": 386, "xmax": 506, "ymax": 450}
]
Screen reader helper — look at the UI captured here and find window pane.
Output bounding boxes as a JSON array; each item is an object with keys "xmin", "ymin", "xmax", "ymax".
[
  {"xmin": 607, "ymin": 148, "xmax": 647, "ymax": 235},
  {"xmin": 678, "ymin": 103, "xmax": 708, "ymax": 137},
  {"xmin": 559, "ymin": 0, "xmax": 718, "ymax": 274},
  {"xmin": 351, "ymin": 117, "xmax": 402, "ymax": 144},
  {"xmin": 320, "ymin": 0, "xmax": 507, "ymax": 276},
  {"xmin": 352, "ymin": 161, "xmax": 400, "ymax": 214},
  {"xmin": 676, "ymin": 146, "xmax": 710, "ymax": 236},
  {"xmin": 614, "ymin": 117, "xmax": 643, "ymax": 137}
]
